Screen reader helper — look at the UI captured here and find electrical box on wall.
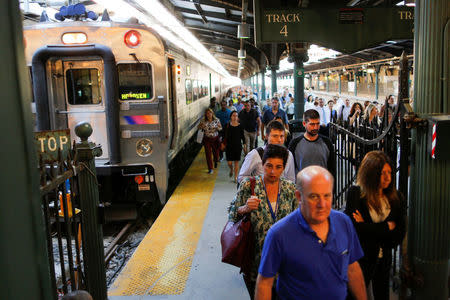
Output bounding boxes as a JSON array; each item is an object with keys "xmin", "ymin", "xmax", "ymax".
[{"xmin": 427, "ymin": 115, "xmax": 450, "ymax": 160}]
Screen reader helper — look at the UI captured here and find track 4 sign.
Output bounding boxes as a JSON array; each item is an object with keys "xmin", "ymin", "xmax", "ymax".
[{"xmin": 253, "ymin": 1, "xmax": 414, "ymax": 53}]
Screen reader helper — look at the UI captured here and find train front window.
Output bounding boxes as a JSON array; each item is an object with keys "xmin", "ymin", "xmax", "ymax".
[
  {"xmin": 118, "ymin": 63, "xmax": 153, "ymax": 101},
  {"xmin": 66, "ymin": 68, "xmax": 102, "ymax": 105}
]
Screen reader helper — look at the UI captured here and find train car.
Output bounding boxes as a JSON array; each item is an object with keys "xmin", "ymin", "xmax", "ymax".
[{"xmin": 24, "ymin": 7, "xmax": 228, "ymax": 218}]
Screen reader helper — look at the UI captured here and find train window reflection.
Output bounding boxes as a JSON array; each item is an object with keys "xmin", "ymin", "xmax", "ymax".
[
  {"xmin": 118, "ymin": 63, "xmax": 153, "ymax": 101},
  {"xmin": 193, "ymin": 80, "xmax": 199, "ymax": 101},
  {"xmin": 66, "ymin": 68, "xmax": 102, "ymax": 105},
  {"xmin": 185, "ymin": 79, "xmax": 192, "ymax": 104}
]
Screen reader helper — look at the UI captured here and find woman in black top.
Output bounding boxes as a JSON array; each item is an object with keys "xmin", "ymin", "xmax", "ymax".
[
  {"xmin": 225, "ymin": 111, "xmax": 245, "ymax": 182},
  {"xmin": 345, "ymin": 151, "xmax": 406, "ymax": 300}
]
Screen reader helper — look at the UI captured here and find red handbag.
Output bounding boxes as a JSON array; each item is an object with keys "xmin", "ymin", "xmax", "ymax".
[{"xmin": 220, "ymin": 177, "xmax": 255, "ymax": 274}]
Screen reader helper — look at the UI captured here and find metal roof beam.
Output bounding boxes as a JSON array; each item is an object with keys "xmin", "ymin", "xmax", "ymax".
[
  {"xmin": 174, "ymin": 0, "xmax": 243, "ymax": 11},
  {"xmin": 176, "ymin": 6, "xmax": 251, "ymax": 23},
  {"xmin": 194, "ymin": 3, "xmax": 208, "ymax": 23}
]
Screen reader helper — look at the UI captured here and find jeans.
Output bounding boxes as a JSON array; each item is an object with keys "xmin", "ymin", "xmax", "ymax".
[{"xmin": 244, "ymin": 130, "xmax": 257, "ymax": 153}]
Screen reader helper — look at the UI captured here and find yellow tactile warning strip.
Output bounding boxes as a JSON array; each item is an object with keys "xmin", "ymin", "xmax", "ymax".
[{"xmin": 108, "ymin": 149, "xmax": 218, "ymax": 296}]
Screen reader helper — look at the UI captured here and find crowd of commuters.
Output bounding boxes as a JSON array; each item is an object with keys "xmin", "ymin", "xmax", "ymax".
[{"xmin": 194, "ymin": 86, "xmax": 405, "ymax": 299}]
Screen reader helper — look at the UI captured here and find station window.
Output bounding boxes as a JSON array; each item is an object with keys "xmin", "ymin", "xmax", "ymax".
[
  {"xmin": 66, "ymin": 68, "xmax": 102, "ymax": 105},
  {"xmin": 118, "ymin": 63, "xmax": 153, "ymax": 101},
  {"xmin": 185, "ymin": 79, "xmax": 193, "ymax": 104}
]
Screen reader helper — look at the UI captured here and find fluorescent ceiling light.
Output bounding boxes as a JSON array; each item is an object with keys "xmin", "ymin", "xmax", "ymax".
[{"xmin": 93, "ymin": 0, "xmax": 230, "ymax": 77}]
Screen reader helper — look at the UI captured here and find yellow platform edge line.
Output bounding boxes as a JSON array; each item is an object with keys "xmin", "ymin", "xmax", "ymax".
[{"xmin": 108, "ymin": 149, "xmax": 218, "ymax": 296}]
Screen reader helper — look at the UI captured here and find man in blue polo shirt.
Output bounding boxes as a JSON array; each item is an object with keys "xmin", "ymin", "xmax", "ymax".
[
  {"xmin": 255, "ymin": 166, "xmax": 367, "ymax": 300},
  {"xmin": 261, "ymin": 97, "xmax": 289, "ymax": 140}
]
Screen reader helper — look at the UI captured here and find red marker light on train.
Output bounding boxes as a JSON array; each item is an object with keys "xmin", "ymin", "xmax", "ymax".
[
  {"xmin": 177, "ymin": 65, "xmax": 181, "ymax": 75},
  {"xmin": 135, "ymin": 175, "xmax": 144, "ymax": 185},
  {"xmin": 124, "ymin": 30, "xmax": 141, "ymax": 48}
]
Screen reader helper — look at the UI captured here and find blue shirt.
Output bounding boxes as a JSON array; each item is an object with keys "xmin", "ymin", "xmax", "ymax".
[
  {"xmin": 258, "ymin": 209, "xmax": 364, "ymax": 300},
  {"xmin": 215, "ymin": 108, "xmax": 231, "ymax": 128},
  {"xmin": 234, "ymin": 103, "xmax": 244, "ymax": 112},
  {"xmin": 262, "ymin": 108, "xmax": 288, "ymax": 125}
]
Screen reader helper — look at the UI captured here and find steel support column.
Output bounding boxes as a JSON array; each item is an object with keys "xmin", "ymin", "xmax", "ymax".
[
  {"xmin": 338, "ymin": 73, "xmax": 342, "ymax": 94},
  {"xmin": 375, "ymin": 71, "xmax": 379, "ymax": 100},
  {"xmin": 326, "ymin": 74, "xmax": 330, "ymax": 92},
  {"xmin": 260, "ymin": 70, "xmax": 266, "ymax": 100},
  {"xmin": 354, "ymin": 72, "xmax": 358, "ymax": 96},
  {"xmin": 408, "ymin": 1, "xmax": 450, "ymax": 299},
  {"xmin": 269, "ymin": 65, "xmax": 279, "ymax": 97},
  {"xmin": 289, "ymin": 50, "xmax": 308, "ymax": 119}
]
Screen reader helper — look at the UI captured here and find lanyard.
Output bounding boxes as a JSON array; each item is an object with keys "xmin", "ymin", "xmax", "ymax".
[{"xmin": 262, "ymin": 178, "xmax": 280, "ymax": 222}]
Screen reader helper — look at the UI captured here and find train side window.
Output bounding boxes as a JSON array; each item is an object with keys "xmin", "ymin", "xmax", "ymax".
[
  {"xmin": 118, "ymin": 63, "xmax": 153, "ymax": 101},
  {"xmin": 66, "ymin": 68, "xmax": 102, "ymax": 105},
  {"xmin": 193, "ymin": 80, "xmax": 199, "ymax": 101},
  {"xmin": 185, "ymin": 79, "xmax": 192, "ymax": 104}
]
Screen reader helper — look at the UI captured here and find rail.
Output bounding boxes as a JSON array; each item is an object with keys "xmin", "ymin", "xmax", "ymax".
[{"xmin": 329, "ymin": 52, "xmax": 414, "ymax": 295}]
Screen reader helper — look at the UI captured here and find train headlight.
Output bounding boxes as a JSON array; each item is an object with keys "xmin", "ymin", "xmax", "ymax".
[
  {"xmin": 136, "ymin": 138, "xmax": 153, "ymax": 157},
  {"xmin": 62, "ymin": 32, "xmax": 87, "ymax": 44}
]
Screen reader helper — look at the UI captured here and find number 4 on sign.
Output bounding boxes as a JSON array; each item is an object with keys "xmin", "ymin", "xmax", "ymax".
[{"xmin": 280, "ymin": 25, "xmax": 288, "ymax": 37}]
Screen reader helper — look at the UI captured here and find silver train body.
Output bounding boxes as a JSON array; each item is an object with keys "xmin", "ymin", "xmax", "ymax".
[{"xmin": 24, "ymin": 21, "xmax": 227, "ymax": 210}]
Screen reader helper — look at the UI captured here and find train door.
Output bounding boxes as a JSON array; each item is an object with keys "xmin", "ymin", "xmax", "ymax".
[
  {"xmin": 49, "ymin": 58, "xmax": 109, "ymax": 159},
  {"xmin": 167, "ymin": 58, "xmax": 177, "ymax": 150}
]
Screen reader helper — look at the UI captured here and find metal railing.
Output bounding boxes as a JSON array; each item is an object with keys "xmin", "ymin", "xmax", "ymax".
[
  {"xmin": 39, "ymin": 122, "xmax": 106, "ymax": 300},
  {"xmin": 328, "ymin": 53, "xmax": 414, "ymax": 295}
]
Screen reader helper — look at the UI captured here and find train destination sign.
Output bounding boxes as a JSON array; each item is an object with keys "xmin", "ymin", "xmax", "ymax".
[
  {"xmin": 253, "ymin": 2, "xmax": 414, "ymax": 53},
  {"xmin": 35, "ymin": 129, "xmax": 71, "ymax": 163},
  {"xmin": 120, "ymin": 92, "xmax": 151, "ymax": 100}
]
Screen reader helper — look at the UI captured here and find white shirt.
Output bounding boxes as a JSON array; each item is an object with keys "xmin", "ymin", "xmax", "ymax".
[
  {"xmin": 237, "ymin": 145, "xmax": 296, "ymax": 183},
  {"xmin": 304, "ymin": 101, "xmax": 314, "ymax": 112},
  {"xmin": 285, "ymin": 102, "xmax": 295, "ymax": 114},
  {"xmin": 316, "ymin": 105, "xmax": 327, "ymax": 126},
  {"xmin": 338, "ymin": 104, "xmax": 351, "ymax": 121},
  {"xmin": 323, "ymin": 107, "xmax": 334, "ymax": 125}
]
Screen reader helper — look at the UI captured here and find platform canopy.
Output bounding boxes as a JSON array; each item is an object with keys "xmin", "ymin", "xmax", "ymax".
[{"xmin": 20, "ymin": 0, "xmax": 414, "ymax": 79}]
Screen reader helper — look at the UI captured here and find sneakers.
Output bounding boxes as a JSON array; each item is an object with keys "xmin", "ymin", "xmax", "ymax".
[{"xmin": 208, "ymin": 169, "xmax": 214, "ymax": 174}]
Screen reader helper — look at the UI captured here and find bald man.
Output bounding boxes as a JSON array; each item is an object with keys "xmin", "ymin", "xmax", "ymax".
[{"xmin": 255, "ymin": 166, "xmax": 367, "ymax": 300}]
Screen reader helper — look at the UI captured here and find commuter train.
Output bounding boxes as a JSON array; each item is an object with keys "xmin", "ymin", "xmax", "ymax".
[{"xmin": 24, "ymin": 9, "xmax": 228, "ymax": 218}]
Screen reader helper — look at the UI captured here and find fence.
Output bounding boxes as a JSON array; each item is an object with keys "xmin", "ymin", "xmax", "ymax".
[
  {"xmin": 329, "ymin": 71, "xmax": 413, "ymax": 294},
  {"xmin": 38, "ymin": 122, "xmax": 107, "ymax": 300}
]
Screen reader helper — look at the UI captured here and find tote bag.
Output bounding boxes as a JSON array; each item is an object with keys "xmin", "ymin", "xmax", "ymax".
[
  {"xmin": 220, "ymin": 177, "xmax": 255, "ymax": 274},
  {"xmin": 196, "ymin": 130, "xmax": 204, "ymax": 144}
]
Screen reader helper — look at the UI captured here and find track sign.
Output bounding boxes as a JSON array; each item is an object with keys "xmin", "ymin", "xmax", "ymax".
[{"xmin": 35, "ymin": 129, "xmax": 71, "ymax": 163}]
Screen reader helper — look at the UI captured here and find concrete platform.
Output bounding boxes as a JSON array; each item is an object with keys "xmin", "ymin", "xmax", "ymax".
[{"xmin": 108, "ymin": 149, "xmax": 248, "ymax": 299}]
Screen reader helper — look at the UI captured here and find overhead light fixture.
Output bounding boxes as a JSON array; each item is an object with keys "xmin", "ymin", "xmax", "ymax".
[
  {"xmin": 367, "ymin": 68, "xmax": 375, "ymax": 73},
  {"xmin": 237, "ymin": 23, "xmax": 250, "ymax": 39},
  {"xmin": 405, "ymin": 0, "xmax": 415, "ymax": 6},
  {"xmin": 238, "ymin": 49, "xmax": 246, "ymax": 59}
]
